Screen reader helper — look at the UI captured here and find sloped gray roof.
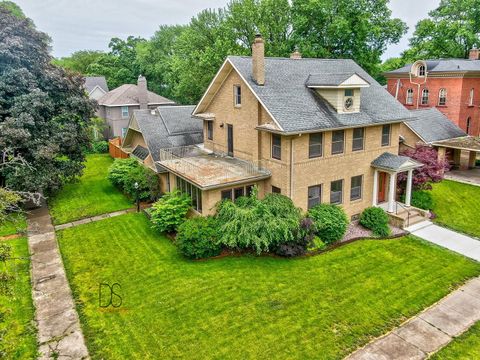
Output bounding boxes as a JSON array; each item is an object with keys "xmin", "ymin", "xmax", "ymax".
[
  {"xmin": 98, "ymin": 84, "xmax": 174, "ymax": 106},
  {"xmin": 228, "ymin": 56, "xmax": 412, "ymax": 133},
  {"xmin": 132, "ymin": 106, "xmax": 203, "ymax": 171},
  {"xmin": 305, "ymin": 73, "xmax": 369, "ymax": 87},
  {"xmin": 371, "ymin": 152, "xmax": 422, "ymax": 171},
  {"xmin": 386, "ymin": 59, "xmax": 480, "ymax": 74},
  {"xmin": 406, "ymin": 108, "xmax": 466, "ymax": 143},
  {"xmin": 84, "ymin": 76, "xmax": 108, "ymax": 93}
]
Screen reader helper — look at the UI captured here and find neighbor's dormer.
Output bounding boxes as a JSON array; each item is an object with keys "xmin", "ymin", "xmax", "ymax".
[{"xmin": 306, "ymin": 73, "xmax": 370, "ymax": 114}]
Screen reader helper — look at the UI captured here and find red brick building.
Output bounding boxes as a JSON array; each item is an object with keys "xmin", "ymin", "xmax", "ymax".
[{"xmin": 384, "ymin": 49, "xmax": 480, "ymax": 137}]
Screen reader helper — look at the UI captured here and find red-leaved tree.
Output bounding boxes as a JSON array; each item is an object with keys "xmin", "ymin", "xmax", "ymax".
[{"xmin": 397, "ymin": 145, "xmax": 450, "ymax": 190}]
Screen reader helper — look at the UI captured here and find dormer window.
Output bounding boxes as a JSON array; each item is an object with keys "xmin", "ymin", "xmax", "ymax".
[
  {"xmin": 418, "ymin": 65, "xmax": 426, "ymax": 77},
  {"xmin": 234, "ymin": 85, "xmax": 241, "ymax": 107}
]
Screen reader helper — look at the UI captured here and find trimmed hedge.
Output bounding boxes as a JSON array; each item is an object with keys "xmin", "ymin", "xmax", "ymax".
[
  {"xmin": 176, "ymin": 216, "xmax": 221, "ymax": 259},
  {"xmin": 307, "ymin": 204, "xmax": 348, "ymax": 245},
  {"xmin": 150, "ymin": 191, "xmax": 191, "ymax": 233},
  {"xmin": 359, "ymin": 207, "xmax": 390, "ymax": 237}
]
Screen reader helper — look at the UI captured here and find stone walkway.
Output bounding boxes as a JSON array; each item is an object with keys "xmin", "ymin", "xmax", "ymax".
[
  {"xmin": 27, "ymin": 203, "xmax": 89, "ymax": 359},
  {"xmin": 54, "ymin": 208, "xmax": 136, "ymax": 231},
  {"xmin": 347, "ymin": 277, "xmax": 480, "ymax": 360}
]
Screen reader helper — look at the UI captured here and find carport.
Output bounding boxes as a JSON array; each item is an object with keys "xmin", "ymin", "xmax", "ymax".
[{"xmin": 432, "ymin": 136, "xmax": 480, "ymax": 170}]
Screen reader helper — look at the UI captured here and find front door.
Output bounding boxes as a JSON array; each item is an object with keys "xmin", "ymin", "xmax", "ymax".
[
  {"xmin": 378, "ymin": 172, "xmax": 387, "ymax": 203},
  {"xmin": 227, "ymin": 124, "xmax": 233, "ymax": 156}
]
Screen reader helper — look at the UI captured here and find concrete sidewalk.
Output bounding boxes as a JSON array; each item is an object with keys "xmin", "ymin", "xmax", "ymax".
[
  {"xmin": 54, "ymin": 208, "xmax": 136, "ymax": 231},
  {"xmin": 27, "ymin": 203, "xmax": 89, "ymax": 359}
]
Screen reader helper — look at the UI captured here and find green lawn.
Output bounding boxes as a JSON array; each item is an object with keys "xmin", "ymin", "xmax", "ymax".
[
  {"xmin": 49, "ymin": 154, "xmax": 132, "ymax": 225},
  {"xmin": 57, "ymin": 213, "xmax": 480, "ymax": 359},
  {"xmin": 0, "ymin": 213, "xmax": 27, "ymax": 237},
  {"xmin": 431, "ymin": 180, "xmax": 480, "ymax": 238},
  {"xmin": 431, "ymin": 320, "xmax": 480, "ymax": 359},
  {"xmin": 0, "ymin": 237, "xmax": 37, "ymax": 358}
]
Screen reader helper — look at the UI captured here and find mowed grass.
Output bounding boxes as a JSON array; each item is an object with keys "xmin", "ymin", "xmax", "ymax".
[
  {"xmin": 431, "ymin": 320, "xmax": 480, "ymax": 359},
  {"xmin": 0, "ymin": 237, "xmax": 37, "ymax": 358},
  {"xmin": 431, "ymin": 180, "xmax": 480, "ymax": 238},
  {"xmin": 0, "ymin": 213, "xmax": 27, "ymax": 237},
  {"xmin": 57, "ymin": 213, "xmax": 480, "ymax": 359},
  {"xmin": 49, "ymin": 154, "xmax": 132, "ymax": 225}
]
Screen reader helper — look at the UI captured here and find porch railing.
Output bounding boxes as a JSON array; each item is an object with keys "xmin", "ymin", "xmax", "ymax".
[{"xmin": 395, "ymin": 201, "xmax": 412, "ymax": 228}]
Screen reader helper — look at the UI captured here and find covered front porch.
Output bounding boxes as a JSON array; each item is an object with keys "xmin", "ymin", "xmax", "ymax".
[{"xmin": 371, "ymin": 152, "xmax": 428, "ymax": 228}]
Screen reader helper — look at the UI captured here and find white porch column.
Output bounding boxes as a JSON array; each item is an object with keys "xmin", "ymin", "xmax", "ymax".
[
  {"xmin": 405, "ymin": 169, "xmax": 413, "ymax": 207},
  {"xmin": 372, "ymin": 169, "xmax": 379, "ymax": 206},
  {"xmin": 387, "ymin": 172, "xmax": 396, "ymax": 213}
]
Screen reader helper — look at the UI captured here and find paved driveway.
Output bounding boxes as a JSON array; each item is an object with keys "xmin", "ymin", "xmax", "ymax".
[
  {"xmin": 409, "ymin": 222, "xmax": 480, "ymax": 261},
  {"xmin": 445, "ymin": 168, "xmax": 480, "ymax": 186}
]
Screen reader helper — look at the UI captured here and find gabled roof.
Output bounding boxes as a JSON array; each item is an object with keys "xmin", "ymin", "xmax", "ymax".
[
  {"xmin": 305, "ymin": 73, "xmax": 370, "ymax": 88},
  {"xmin": 406, "ymin": 108, "xmax": 467, "ymax": 143},
  {"xmin": 371, "ymin": 152, "xmax": 423, "ymax": 172},
  {"xmin": 98, "ymin": 84, "xmax": 174, "ymax": 107},
  {"xmin": 124, "ymin": 105, "xmax": 203, "ymax": 172},
  {"xmin": 84, "ymin": 76, "xmax": 108, "ymax": 94},
  {"xmin": 385, "ymin": 59, "xmax": 480, "ymax": 75},
  {"xmin": 195, "ymin": 56, "xmax": 412, "ymax": 134}
]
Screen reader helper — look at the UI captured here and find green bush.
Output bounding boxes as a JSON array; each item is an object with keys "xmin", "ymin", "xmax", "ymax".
[
  {"xmin": 307, "ymin": 204, "xmax": 348, "ymax": 245},
  {"xmin": 359, "ymin": 207, "xmax": 390, "ymax": 237},
  {"xmin": 176, "ymin": 217, "xmax": 221, "ymax": 259},
  {"xmin": 408, "ymin": 190, "xmax": 433, "ymax": 210},
  {"xmin": 215, "ymin": 193, "xmax": 301, "ymax": 254},
  {"xmin": 150, "ymin": 191, "xmax": 192, "ymax": 233},
  {"xmin": 108, "ymin": 158, "xmax": 160, "ymax": 201},
  {"xmin": 92, "ymin": 140, "xmax": 108, "ymax": 153}
]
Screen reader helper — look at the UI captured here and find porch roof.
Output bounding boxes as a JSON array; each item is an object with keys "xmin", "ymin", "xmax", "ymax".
[
  {"xmin": 156, "ymin": 146, "xmax": 271, "ymax": 190},
  {"xmin": 371, "ymin": 152, "xmax": 423, "ymax": 172},
  {"xmin": 432, "ymin": 136, "xmax": 480, "ymax": 152}
]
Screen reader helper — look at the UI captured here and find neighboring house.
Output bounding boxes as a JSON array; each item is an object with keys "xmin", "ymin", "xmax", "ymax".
[
  {"xmin": 84, "ymin": 76, "xmax": 108, "ymax": 100},
  {"xmin": 155, "ymin": 35, "xmax": 426, "ymax": 227},
  {"xmin": 121, "ymin": 105, "xmax": 203, "ymax": 191},
  {"xmin": 401, "ymin": 108, "xmax": 480, "ymax": 169},
  {"xmin": 384, "ymin": 49, "xmax": 480, "ymax": 136},
  {"xmin": 97, "ymin": 75, "xmax": 175, "ymax": 138}
]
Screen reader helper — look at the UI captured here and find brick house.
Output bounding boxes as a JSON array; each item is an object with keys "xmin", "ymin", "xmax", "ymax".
[
  {"xmin": 385, "ymin": 49, "xmax": 480, "ymax": 136},
  {"xmin": 156, "ymin": 36, "xmax": 427, "ymax": 227},
  {"xmin": 97, "ymin": 76, "xmax": 175, "ymax": 138}
]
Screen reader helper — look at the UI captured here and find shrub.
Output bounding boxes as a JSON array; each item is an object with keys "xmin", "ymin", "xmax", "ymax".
[
  {"xmin": 92, "ymin": 140, "xmax": 108, "ymax": 153},
  {"xmin": 359, "ymin": 207, "xmax": 390, "ymax": 237},
  {"xmin": 150, "ymin": 191, "xmax": 191, "ymax": 233},
  {"xmin": 307, "ymin": 204, "xmax": 348, "ymax": 245},
  {"xmin": 275, "ymin": 217, "xmax": 316, "ymax": 257},
  {"xmin": 216, "ymin": 193, "xmax": 301, "ymax": 254},
  {"xmin": 176, "ymin": 217, "xmax": 221, "ymax": 259},
  {"xmin": 410, "ymin": 190, "xmax": 433, "ymax": 210},
  {"xmin": 108, "ymin": 158, "xmax": 160, "ymax": 201}
]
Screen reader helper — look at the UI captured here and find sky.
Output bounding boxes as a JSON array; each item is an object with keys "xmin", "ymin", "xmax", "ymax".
[{"xmin": 14, "ymin": 0, "xmax": 440, "ymax": 60}]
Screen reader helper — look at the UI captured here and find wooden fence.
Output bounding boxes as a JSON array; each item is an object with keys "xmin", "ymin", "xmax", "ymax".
[{"xmin": 109, "ymin": 137, "xmax": 129, "ymax": 159}]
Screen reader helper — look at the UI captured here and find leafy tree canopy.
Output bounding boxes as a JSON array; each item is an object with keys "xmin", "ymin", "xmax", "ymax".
[
  {"xmin": 0, "ymin": 6, "xmax": 95, "ymax": 195},
  {"xmin": 0, "ymin": 1, "xmax": 25, "ymax": 19},
  {"xmin": 53, "ymin": 50, "xmax": 105, "ymax": 74}
]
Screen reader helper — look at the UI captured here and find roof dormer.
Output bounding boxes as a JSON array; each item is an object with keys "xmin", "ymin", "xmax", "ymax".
[{"xmin": 306, "ymin": 73, "xmax": 370, "ymax": 114}]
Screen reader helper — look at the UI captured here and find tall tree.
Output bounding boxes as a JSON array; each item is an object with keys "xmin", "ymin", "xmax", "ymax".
[
  {"xmin": 0, "ymin": 6, "xmax": 95, "ymax": 194},
  {"xmin": 53, "ymin": 50, "xmax": 105, "ymax": 74},
  {"xmin": 291, "ymin": 0, "xmax": 407, "ymax": 75},
  {"xmin": 0, "ymin": 1, "xmax": 24, "ymax": 19},
  {"xmin": 404, "ymin": 0, "xmax": 480, "ymax": 60}
]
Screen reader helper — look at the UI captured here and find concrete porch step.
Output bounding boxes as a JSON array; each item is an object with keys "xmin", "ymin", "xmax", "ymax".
[{"xmin": 405, "ymin": 220, "xmax": 432, "ymax": 233}]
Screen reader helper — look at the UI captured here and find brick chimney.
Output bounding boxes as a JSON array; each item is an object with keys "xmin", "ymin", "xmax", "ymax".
[
  {"xmin": 469, "ymin": 47, "xmax": 480, "ymax": 60},
  {"xmin": 290, "ymin": 47, "xmax": 302, "ymax": 60},
  {"xmin": 137, "ymin": 75, "xmax": 148, "ymax": 110},
  {"xmin": 252, "ymin": 34, "xmax": 265, "ymax": 86}
]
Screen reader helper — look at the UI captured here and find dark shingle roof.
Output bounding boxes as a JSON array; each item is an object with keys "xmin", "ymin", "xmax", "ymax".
[
  {"xmin": 371, "ymin": 152, "xmax": 422, "ymax": 171},
  {"xmin": 131, "ymin": 145, "xmax": 149, "ymax": 161},
  {"xmin": 132, "ymin": 106, "xmax": 203, "ymax": 171},
  {"xmin": 406, "ymin": 108, "xmax": 466, "ymax": 143},
  {"xmin": 84, "ymin": 76, "xmax": 108, "ymax": 93},
  {"xmin": 228, "ymin": 56, "xmax": 412, "ymax": 133},
  {"xmin": 98, "ymin": 84, "xmax": 174, "ymax": 106},
  {"xmin": 386, "ymin": 59, "xmax": 480, "ymax": 74}
]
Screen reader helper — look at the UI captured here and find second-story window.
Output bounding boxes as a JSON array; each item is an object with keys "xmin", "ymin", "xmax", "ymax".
[
  {"xmin": 381, "ymin": 124, "xmax": 391, "ymax": 146},
  {"xmin": 121, "ymin": 106, "xmax": 129, "ymax": 118},
  {"xmin": 309, "ymin": 133, "xmax": 323, "ymax": 158},
  {"xmin": 406, "ymin": 88, "xmax": 413, "ymax": 105},
  {"xmin": 421, "ymin": 89, "xmax": 429, "ymax": 105},
  {"xmin": 331, "ymin": 130, "xmax": 344, "ymax": 155},
  {"xmin": 438, "ymin": 88, "xmax": 447, "ymax": 106},
  {"xmin": 207, "ymin": 121, "xmax": 213, "ymax": 140},
  {"xmin": 352, "ymin": 127, "xmax": 364, "ymax": 151},
  {"xmin": 272, "ymin": 134, "xmax": 281, "ymax": 160},
  {"xmin": 470, "ymin": 88, "xmax": 475, "ymax": 106},
  {"xmin": 234, "ymin": 85, "xmax": 241, "ymax": 107}
]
